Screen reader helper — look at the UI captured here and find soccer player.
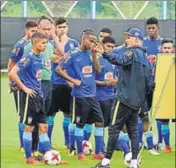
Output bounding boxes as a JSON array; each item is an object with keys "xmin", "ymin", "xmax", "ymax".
[
  {"xmin": 95, "ymin": 28, "xmax": 153, "ymax": 168},
  {"xmin": 158, "ymin": 38, "xmax": 175, "ymax": 153},
  {"xmin": 9, "ymin": 32, "xmax": 51, "ymax": 165},
  {"xmin": 7, "ymin": 20, "xmax": 37, "ymax": 152},
  {"xmin": 95, "ymin": 36, "xmax": 117, "ymax": 154},
  {"xmin": 56, "ymin": 29, "xmax": 104, "ymax": 161},
  {"xmin": 47, "ymin": 17, "xmax": 79, "ymax": 149},
  {"xmin": 98, "ymin": 28, "xmax": 112, "ymax": 43},
  {"xmin": 24, "ymin": 15, "xmax": 64, "ymax": 155},
  {"xmin": 83, "ymin": 28, "xmax": 112, "ymax": 142},
  {"xmin": 143, "ymin": 17, "xmax": 164, "ymax": 151}
]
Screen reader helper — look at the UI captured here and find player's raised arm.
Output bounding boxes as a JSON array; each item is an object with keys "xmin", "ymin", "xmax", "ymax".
[{"xmin": 90, "ymin": 44, "xmax": 101, "ymax": 74}]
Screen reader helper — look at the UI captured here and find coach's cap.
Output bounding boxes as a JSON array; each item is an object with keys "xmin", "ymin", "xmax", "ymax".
[{"xmin": 124, "ymin": 28, "xmax": 144, "ymax": 41}]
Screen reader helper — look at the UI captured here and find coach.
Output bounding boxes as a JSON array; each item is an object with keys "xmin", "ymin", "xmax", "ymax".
[{"xmin": 95, "ymin": 28, "xmax": 153, "ymax": 168}]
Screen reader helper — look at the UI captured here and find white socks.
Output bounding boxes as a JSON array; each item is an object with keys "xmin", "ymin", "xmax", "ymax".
[{"xmin": 101, "ymin": 158, "xmax": 110, "ymax": 166}]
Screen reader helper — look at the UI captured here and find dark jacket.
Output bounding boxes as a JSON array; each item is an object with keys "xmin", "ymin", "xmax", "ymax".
[{"xmin": 103, "ymin": 46, "xmax": 153, "ymax": 110}]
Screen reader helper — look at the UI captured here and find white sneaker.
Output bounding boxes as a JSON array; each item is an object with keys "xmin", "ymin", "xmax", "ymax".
[
  {"xmin": 148, "ymin": 148, "xmax": 160, "ymax": 155},
  {"xmin": 124, "ymin": 152, "xmax": 132, "ymax": 166},
  {"xmin": 128, "ymin": 160, "xmax": 138, "ymax": 168}
]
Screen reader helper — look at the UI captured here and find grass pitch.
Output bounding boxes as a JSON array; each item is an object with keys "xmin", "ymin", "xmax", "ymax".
[{"xmin": 1, "ymin": 75, "xmax": 175, "ymax": 168}]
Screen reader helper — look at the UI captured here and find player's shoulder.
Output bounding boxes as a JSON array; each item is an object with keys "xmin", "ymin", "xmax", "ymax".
[
  {"xmin": 69, "ymin": 38, "xmax": 79, "ymax": 43},
  {"xmin": 13, "ymin": 38, "xmax": 26, "ymax": 48},
  {"xmin": 143, "ymin": 36, "xmax": 149, "ymax": 41}
]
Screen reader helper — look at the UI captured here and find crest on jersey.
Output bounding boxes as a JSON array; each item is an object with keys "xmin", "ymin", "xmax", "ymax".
[
  {"xmin": 20, "ymin": 57, "xmax": 29, "ymax": 65},
  {"xmin": 12, "ymin": 48, "xmax": 20, "ymax": 56},
  {"xmin": 104, "ymin": 72, "xmax": 113, "ymax": 80},
  {"xmin": 124, "ymin": 50, "xmax": 133, "ymax": 57},
  {"xmin": 36, "ymin": 70, "xmax": 42, "ymax": 81}
]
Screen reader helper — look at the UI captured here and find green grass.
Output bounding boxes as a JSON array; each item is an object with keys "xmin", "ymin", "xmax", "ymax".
[{"xmin": 1, "ymin": 75, "xmax": 175, "ymax": 168}]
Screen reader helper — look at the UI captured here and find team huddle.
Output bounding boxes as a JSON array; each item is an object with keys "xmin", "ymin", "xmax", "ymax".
[{"xmin": 8, "ymin": 15, "xmax": 175, "ymax": 168}]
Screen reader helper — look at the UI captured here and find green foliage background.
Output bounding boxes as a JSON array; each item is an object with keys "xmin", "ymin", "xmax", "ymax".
[{"xmin": 1, "ymin": 1, "xmax": 175, "ymax": 19}]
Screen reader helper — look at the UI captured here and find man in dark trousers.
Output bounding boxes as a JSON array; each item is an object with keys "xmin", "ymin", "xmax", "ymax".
[{"xmin": 95, "ymin": 28, "xmax": 153, "ymax": 168}]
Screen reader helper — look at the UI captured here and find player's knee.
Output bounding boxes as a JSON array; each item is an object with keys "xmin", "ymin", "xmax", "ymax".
[
  {"xmin": 39, "ymin": 124, "xmax": 48, "ymax": 134},
  {"xmin": 122, "ymin": 125, "xmax": 127, "ymax": 133},
  {"xmin": 162, "ymin": 121, "xmax": 169, "ymax": 125},
  {"xmin": 95, "ymin": 122, "xmax": 104, "ymax": 127},
  {"xmin": 24, "ymin": 125, "xmax": 34, "ymax": 132},
  {"xmin": 63, "ymin": 113, "xmax": 71, "ymax": 118},
  {"xmin": 143, "ymin": 121, "xmax": 151, "ymax": 132}
]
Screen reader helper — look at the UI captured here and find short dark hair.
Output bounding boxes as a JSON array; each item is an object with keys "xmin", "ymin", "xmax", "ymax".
[
  {"xmin": 146, "ymin": 17, "xmax": 159, "ymax": 25},
  {"xmin": 31, "ymin": 32, "xmax": 47, "ymax": 43},
  {"xmin": 102, "ymin": 36, "xmax": 115, "ymax": 45},
  {"xmin": 82, "ymin": 29, "xmax": 96, "ymax": 36},
  {"xmin": 55, "ymin": 17, "xmax": 67, "ymax": 26},
  {"xmin": 25, "ymin": 20, "xmax": 37, "ymax": 29},
  {"xmin": 162, "ymin": 38, "xmax": 174, "ymax": 45},
  {"xmin": 99, "ymin": 28, "xmax": 112, "ymax": 35},
  {"xmin": 38, "ymin": 15, "xmax": 53, "ymax": 25}
]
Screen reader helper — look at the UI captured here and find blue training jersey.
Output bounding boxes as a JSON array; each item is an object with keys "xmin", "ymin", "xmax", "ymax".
[
  {"xmin": 61, "ymin": 48, "xmax": 96, "ymax": 97},
  {"xmin": 10, "ymin": 38, "xmax": 29, "ymax": 87},
  {"xmin": 51, "ymin": 38, "xmax": 79, "ymax": 85},
  {"xmin": 143, "ymin": 36, "xmax": 163, "ymax": 56},
  {"xmin": 96, "ymin": 56, "xmax": 116, "ymax": 101},
  {"xmin": 16, "ymin": 50, "xmax": 43, "ymax": 97},
  {"xmin": 10, "ymin": 38, "xmax": 28, "ymax": 63}
]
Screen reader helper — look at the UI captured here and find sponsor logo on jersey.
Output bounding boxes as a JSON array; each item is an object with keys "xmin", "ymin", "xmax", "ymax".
[
  {"xmin": 12, "ymin": 47, "xmax": 20, "ymax": 56},
  {"xmin": 82, "ymin": 66, "xmax": 93, "ymax": 77},
  {"xmin": 36, "ymin": 69, "xmax": 42, "ymax": 81},
  {"xmin": 45, "ymin": 59, "xmax": 51, "ymax": 69},
  {"xmin": 104, "ymin": 72, "xmax": 113, "ymax": 80}
]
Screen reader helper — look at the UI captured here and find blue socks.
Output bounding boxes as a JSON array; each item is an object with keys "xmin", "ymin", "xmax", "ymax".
[
  {"xmin": 94, "ymin": 127, "xmax": 103, "ymax": 155},
  {"xmin": 119, "ymin": 132, "xmax": 130, "ymax": 155},
  {"xmin": 145, "ymin": 131, "xmax": 154, "ymax": 149},
  {"xmin": 46, "ymin": 116, "xmax": 54, "ymax": 143},
  {"xmin": 18, "ymin": 122, "xmax": 25, "ymax": 148},
  {"xmin": 63, "ymin": 117, "xmax": 71, "ymax": 146},
  {"xmin": 75, "ymin": 127, "xmax": 84, "ymax": 154},
  {"xmin": 157, "ymin": 120, "xmax": 163, "ymax": 144},
  {"xmin": 138, "ymin": 118, "xmax": 143, "ymax": 144},
  {"xmin": 38, "ymin": 133, "xmax": 51, "ymax": 153},
  {"xmin": 69, "ymin": 123, "xmax": 76, "ymax": 148},
  {"xmin": 23, "ymin": 132, "xmax": 32, "ymax": 159},
  {"xmin": 162, "ymin": 124, "xmax": 170, "ymax": 146},
  {"xmin": 83, "ymin": 124, "xmax": 93, "ymax": 141}
]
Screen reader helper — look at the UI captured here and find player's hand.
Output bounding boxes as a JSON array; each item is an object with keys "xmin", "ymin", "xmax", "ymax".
[
  {"xmin": 72, "ymin": 79, "xmax": 81, "ymax": 86},
  {"xmin": 148, "ymin": 55, "xmax": 156, "ymax": 63},
  {"xmin": 105, "ymin": 80, "xmax": 114, "ymax": 86},
  {"xmin": 23, "ymin": 87, "xmax": 37, "ymax": 97},
  {"xmin": 111, "ymin": 79, "xmax": 118, "ymax": 86},
  {"xmin": 50, "ymin": 25, "xmax": 58, "ymax": 41},
  {"xmin": 67, "ymin": 81, "xmax": 74, "ymax": 88}
]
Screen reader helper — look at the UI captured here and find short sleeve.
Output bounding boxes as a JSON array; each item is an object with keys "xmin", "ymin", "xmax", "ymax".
[
  {"xmin": 10, "ymin": 46, "xmax": 24, "ymax": 63},
  {"xmin": 16, "ymin": 56, "xmax": 31, "ymax": 70},
  {"xmin": 61, "ymin": 54, "xmax": 73, "ymax": 69}
]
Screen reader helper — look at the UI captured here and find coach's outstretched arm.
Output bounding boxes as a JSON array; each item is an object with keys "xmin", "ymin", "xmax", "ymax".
[{"xmin": 103, "ymin": 50, "xmax": 133, "ymax": 66}]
